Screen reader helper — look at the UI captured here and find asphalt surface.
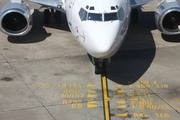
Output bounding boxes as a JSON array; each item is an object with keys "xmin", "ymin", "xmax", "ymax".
[{"xmin": 0, "ymin": 0, "xmax": 180, "ymax": 120}]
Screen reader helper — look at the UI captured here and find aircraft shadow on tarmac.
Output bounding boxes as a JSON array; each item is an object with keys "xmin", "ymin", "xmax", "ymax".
[
  {"xmin": 102, "ymin": 9, "xmax": 180, "ymax": 85},
  {"xmin": 106, "ymin": 10, "xmax": 157, "ymax": 85},
  {"xmin": 162, "ymin": 34, "xmax": 180, "ymax": 42},
  {"xmin": 8, "ymin": 9, "xmax": 69, "ymax": 44}
]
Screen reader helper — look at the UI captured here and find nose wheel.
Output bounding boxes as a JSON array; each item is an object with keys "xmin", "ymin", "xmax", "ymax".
[{"xmin": 95, "ymin": 60, "xmax": 106, "ymax": 75}]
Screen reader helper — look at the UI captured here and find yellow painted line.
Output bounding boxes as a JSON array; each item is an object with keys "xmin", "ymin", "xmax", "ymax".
[
  {"xmin": 101, "ymin": 74, "xmax": 111, "ymax": 120},
  {"xmin": 116, "ymin": 90, "xmax": 124, "ymax": 93},
  {"xmin": 128, "ymin": 97, "xmax": 139, "ymax": 101},
  {"xmin": 116, "ymin": 112, "xmax": 128, "ymax": 117},
  {"xmin": 87, "ymin": 84, "xmax": 96, "ymax": 87},
  {"xmin": 87, "ymin": 94, "xmax": 97, "ymax": 98},
  {"xmin": 87, "ymin": 100, "xmax": 98, "ymax": 108},
  {"xmin": 115, "ymin": 93, "xmax": 125, "ymax": 97},
  {"xmin": 116, "ymin": 105, "xmax": 127, "ymax": 109},
  {"xmin": 116, "ymin": 100, "xmax": 126, "ymax": 104},
  {"xmin": 87, "ymin": 89, "xmax": 96, "ymax": 93}
]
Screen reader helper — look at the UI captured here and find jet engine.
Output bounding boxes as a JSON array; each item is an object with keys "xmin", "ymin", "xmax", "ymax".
[
  {"xmin": 155, "ymin": 0, "xmax": 180, "ymax": 35},
  {"xmin": 0, "ymin": 0, "xmax": 34, "ymax": 36}
]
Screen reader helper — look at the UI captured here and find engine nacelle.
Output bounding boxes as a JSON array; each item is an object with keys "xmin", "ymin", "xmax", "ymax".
[
  {"xmin": 0, "ymin": 0, "xmax": 34, "ymax": 36},
  {"xmin": 155, "ymin": 0, "xmax": 180, "ymax": 35}
]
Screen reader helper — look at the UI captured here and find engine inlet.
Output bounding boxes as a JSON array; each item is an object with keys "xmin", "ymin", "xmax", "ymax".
[
  {"xmin": 162, "ymin": 11, "xmax": 180, "ymax": 30},
  {"xmin": 2, "ymin": 12, "xmax": 28, "ymax": 33}
]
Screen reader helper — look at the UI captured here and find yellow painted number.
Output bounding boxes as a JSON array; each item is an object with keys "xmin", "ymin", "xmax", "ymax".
[{"xmin": 155, "ymin": 113, "xmax": 169, "ymax": 118}]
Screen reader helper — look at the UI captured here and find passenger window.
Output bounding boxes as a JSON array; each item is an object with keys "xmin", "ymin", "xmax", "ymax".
[
  {"xmin": 118, "ymin": 7, "xmax": 124, "ymax": 21},
  {"xmin": 104, "ymin": 13, "xmax": 118, "ymax": 21},
  {"xmin": 79, "ymin": 8, "xmax": 87, "ymax": 21},
  {"xmin": 88, "ymin": 13, "xmax": 102, "ymax": 21}
]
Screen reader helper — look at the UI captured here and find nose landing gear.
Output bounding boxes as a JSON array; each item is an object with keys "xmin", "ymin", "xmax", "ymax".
[{"xmin": 94, "ymin": 59, "xmax": 106, "ymax": 75}]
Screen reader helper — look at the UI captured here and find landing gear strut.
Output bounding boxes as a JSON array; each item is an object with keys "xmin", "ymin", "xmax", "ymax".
[
  {"xmin": 95, "ymin": 60, "xmax": 106, "ymax": 75},
  {"xmin": 55, "ymin": 10, "xmax": 61, "ymax": 24},
  {"xmin": 44, "ymin": 9, "xmax": 50, "ymax": 24},
  {"xmin": 44, "ymin": 9, "xmax": 61, "ymax": 24}
]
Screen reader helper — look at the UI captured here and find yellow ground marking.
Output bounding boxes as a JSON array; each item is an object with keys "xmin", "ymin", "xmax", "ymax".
[
  {"xmin": 101, "ymin": 74, "xmax": 111, "ymax": 120},
  {"xmin": 116, "ymin": 90, "xmax": 124, "ymax": 93},
  {"xmin": 87, "ymin": 94, "xmax": 97, "ymax": 98},
  {"xmin": 87, "ymin": 84, "xmax": 96, "ymax": 87},
  {"xmin": 116, "ymin": 112, "xmax": 129, "ymax": 117},
  {"xmin": 115, "ymin": 93, "xmax": 125, "ymax": 97},
  {"xmin": 115, "ymin": 89, "xmax": 125, "ymax": 98},
  {"xmin": 128, "ymin": 98, "xmax": 139, "ymax": 101},
  {"xmin": 87, "ymin": 89, "xmax": 96, "ymax": 93},
  {"xmin": 116, "ymin": 105, "xmax": 127, "ymax": 109},
  {"xmin": 87, "ymin": 100, "xmax": 98, "ymax": 108},
  {"xmin": 116, "ymin": 100, "xmax": 126, "ymax": 104}
]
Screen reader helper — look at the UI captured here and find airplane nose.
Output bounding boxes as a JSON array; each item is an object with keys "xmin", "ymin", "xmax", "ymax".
[{"xmin": 87, "ymin": 26, "xmax": 118, "ymax": 58}]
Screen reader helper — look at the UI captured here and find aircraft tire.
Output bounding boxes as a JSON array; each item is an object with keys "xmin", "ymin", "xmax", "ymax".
[
  {"xmin": 131, "ymin": 8, "xmax": 138, "ymax": 23},
  {"xmin": 44, "ymin": 9, "xmax": 50, "ymax": 24},
  {"xmin": 55, "ymin": 10, "xmax": 61, "ymax": 24}
]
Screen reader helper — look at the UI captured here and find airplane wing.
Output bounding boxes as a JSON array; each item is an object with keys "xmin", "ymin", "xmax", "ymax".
[
  {"xmin": 131, "ymin": 0, "xmax": 154, "ymax": 8},
  {"xmin": 28, "ymin": 0, "xmax": 65, "ymax": 12}
]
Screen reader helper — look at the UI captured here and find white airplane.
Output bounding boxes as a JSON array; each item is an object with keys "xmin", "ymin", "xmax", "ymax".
[{"xmin": 0, "ymin": 0, "xmax": 180, "ymax": 74}]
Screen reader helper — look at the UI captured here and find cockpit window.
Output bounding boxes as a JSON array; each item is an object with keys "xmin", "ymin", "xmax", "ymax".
[
  {"xmin": 88, "ymin": 13, "xmax": 102, "ymax": 21},
  {"xmin": 104, "ymin": 13, "xmax": 118, "ymax": 21},
  {"xmin": 79, "ymin": 8, "xmax": 87, "ymax": 21},
  {"xmin": 111, "ymin": 6, "xmax": 116, "ymax": 10},
  {"xmin": 78, "ymin": 7, "xmax": 125, "ymax": 22},
  {"xmin": 118, "ymin": 7, "xmax": 124, "ymax": 20},
  {"xmin": 89, "ymin": 7, "xmax": 95, "ymax": 10}
]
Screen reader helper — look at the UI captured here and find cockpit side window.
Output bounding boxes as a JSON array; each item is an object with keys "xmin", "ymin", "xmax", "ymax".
[
  {"xmin": 118, "ymin": 7, "xmax": 125, "ymax": 21},
  {"xmin": 88, "ymin": 13, "xmax": 102, "ymax": 21},
  {"xmin": 104, "ymin": 13, "xmax": 118, "ymax": 21},
  {"xmin": 79, "ymin": 8, "xmax": 88, "ymax": 21}
]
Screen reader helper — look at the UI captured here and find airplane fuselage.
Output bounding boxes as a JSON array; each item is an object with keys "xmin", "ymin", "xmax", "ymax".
[
  {"xmin": 65, "ymin": 0, "xmax": 131, "ymax": 59},
  {"xmin": 1, "ymin": 0, "xmax": 180, "ymax": 59}
]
